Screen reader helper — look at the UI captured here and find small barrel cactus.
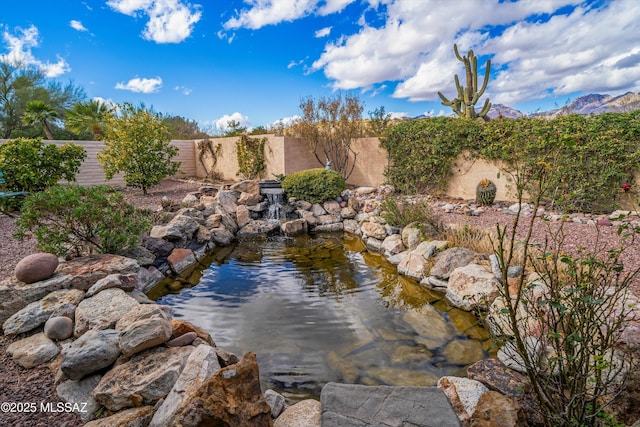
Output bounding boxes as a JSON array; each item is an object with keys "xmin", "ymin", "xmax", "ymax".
[{"xmin": 476, "ymin": 178, "xmax": 497, "ymax": 206}]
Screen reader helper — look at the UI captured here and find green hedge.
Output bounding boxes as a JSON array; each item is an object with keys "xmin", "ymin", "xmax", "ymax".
[
  {"xmin": 382, "ymin": 112, "xmax": 640, "ymax": 212},
  {"xmin": 281, "ymin": 168, "xmax": 345, "ymax": 203}
]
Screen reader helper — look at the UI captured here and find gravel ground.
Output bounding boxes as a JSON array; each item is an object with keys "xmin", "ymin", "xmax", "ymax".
[{"xmin": 1, "ymin": 178, "xmax": 639, "ymax": 425}]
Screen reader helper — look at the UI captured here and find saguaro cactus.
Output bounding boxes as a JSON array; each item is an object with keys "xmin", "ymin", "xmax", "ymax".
[{"xmin": 438, "ymin": 44, "xmax": 492, "ymax": 121}]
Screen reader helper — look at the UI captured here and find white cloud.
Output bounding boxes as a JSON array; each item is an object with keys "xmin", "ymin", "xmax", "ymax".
[
  {"xmin": 107, "ymin": 0, "xmax": 201, "ymax": 43},
  {"xmin": 175, "ymin": 85, "xmax": 192, "ymax": 95},
  {"xmin": 223, "ymin": 0, "xmax": 356, "ymax": 30},
  {"xmin": 115, "ymin": 76, "xmax": 163, "ymax": 93},
  {"xmin": 315, "ymin": 26, "xmax": 331, "ymax": 38},
  {"xmin": 269, "ymin": 115, "xmax": 300, "ymax": 129},
  {"xmin": 215, "ymin": 112, "xmax": 251, "ymax": 132},
  {"xmin": 0, "ymin": 25, "xmax": 71, "ymax": 77},
  {"xmin": 388, "ymin": 111, "xmax": 408, "ymax": 119},
  {"xmin": 70, "ymin": 20, "xmax": 89, "ymax": 32},
  {"xmin": 309, "ymin": 0, "xmax": 640, "ymax": 106}
]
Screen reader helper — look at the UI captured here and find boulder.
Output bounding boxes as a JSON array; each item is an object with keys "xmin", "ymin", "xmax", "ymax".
[
  {"xmin": 171, "ymin": 319, "xmax": 215, "ymax": 346},
  {"xmin": 93, "ymin": 346, "xmax": 194, "ymax": 411},
  {"xmin": 238, "ymin": 192, "xmax": 262, "ymax": 206},
  {"xmin": 61, "ymin": 329, "xmax": 121, "ymax": 380},
  {"xmin": 167, "ymin": 248, "xmax": 196, "ymax": 274},
  {"xmin": 340, "ymin": 207, "xmax": 357, "ymax": 219},
  {"xmin": 216, "ymin": 190, "xmax": 238, "ymax": 215},
  {"xmin": 275, "ymin": 399, "xmax": 320, "ymax": 427},
  {"xmin": 322, "ymin": 200, "xmax": 341, "ymax": 216},
  {"xmin": 264, "ymin": 389, "xmax": 286, "ymax": 418},
  {"xmin": 116, "ymin": 304, "xmax": 172, "ymax": 331},
  {"xmin": 6, "ymin": 333, "xmax": 59, "ymax": 368},
  {"xmin": 141, "ymin": 236, "xmax": 175, "ymax": 259},
  {"xmin": 168, "ymin": 352, "xmax": 273, "ymax": 427},
  {"xmin": 470, "ymin": 391, "xmax": 519, "ymax": 427},
  {"xmin": 118, "ymin": 246, "xmax": 156, "ymax": 267},
  {"xmin": 74, "ymin": 288, "xmax": 140, "ymax": 337},
  {"xmin": 167, "ymin": 331, "xmax": 197, "ymax": 347},
  {"xmin": 84, "ymin": 406, "xmax": 155, "ymax": 427},
  {"xmin": 85, "ymin": 274, "xmax": 137, "ymax": 297},
  {"xmin": 281, "ymin": 219, "xmax": 307, "ymax": 236},
  {"xmin": 150, "ymin": 214, "xmax": 200, "ymax": 243},
  {"xmin": 431, "ymin": 247, "xmax": 477, "ymax": 280},
  {"xmin": 119, "ymin": 317, "xmax": 173, "ymax": 357},
  {"xmin": 56, "ymin": 254, "xmax": 141, "ymax": 291},
  {"xmin": 210, "ymin": 227, "xmax": 235, "ymax": 246},
  {"xmin": 320, "ymin": 383, "xmax": 460, "ymax": 427},
  {"xmin": 437, "ymin": 376, "xmax": 488, "ymax": 423},
  {"xmin": 310, "ymin": 203, "xmax": 327, "ymax": 216},
  {"xmin": 56, "ymin": 374, "xmax": 102, "ymax": 422},
  {"xmin": 397, "ymin": 252, "xmax": 430, "ymax": 280},
  {"xmin": 380, "ymin": 234, "xmax": 405, "ymax": 255},
  {"xmin": 237, "ymin": 220, "xmax": 279, "ymax": 239},
  {"xmin": 361, "ymin": 221, "xmax": 387, "ymax": 240},
  {"xmin": 2, "ymin": 288, "xmax": 84, "ymax": 335},
  {"xmin": 136, "ymin": 266, "xmax": 165, "ymax": 294},
  {"xmin": 236, "ymin": 204, "xmax": 252, "ymax": 228},
  {"xmin": 446, "ymin": 263, "xmax": 500, "ymax": 311},
  {"xmin": 149, "ymin": 345, "xmax": 221, "ymax": 427},
  {"xmin": 44, "ymin": 316, "xmax": 74, "ymax": 340},
  {"xmin": 14, "ymin": 252, "xmax": 59, "ymax": 284},
  {"xmin": 231, "ymin": 180, "xmax": 259, "ymax": 195}
]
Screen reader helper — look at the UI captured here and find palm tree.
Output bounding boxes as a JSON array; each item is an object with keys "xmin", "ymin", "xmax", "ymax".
[
  {"xmin": 22, "ymin": 100, "xmax": 57, "ymax": 139},
  {"xmin": 65, "ymin": 99, "xmax": 113, "ymax": 140}
]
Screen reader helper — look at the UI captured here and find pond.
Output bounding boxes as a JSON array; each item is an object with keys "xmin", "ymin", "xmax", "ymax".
[{"xmin": 150, "ymin": 233, "xmax": 491, "ymax": 402}]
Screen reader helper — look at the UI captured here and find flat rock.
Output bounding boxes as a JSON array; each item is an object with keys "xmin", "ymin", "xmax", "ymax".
[
  {"xmin": 237, "ymin": 220, "xmax": 280, "ymax": 238},
  {"xmin": 14, "ymin": 252, "xmax": 59, "ymax": 284},
  {"xmin": 320, "ymin": 383, "xmax": 460, "ymax": 427},
  {"xmin": 437, "ymin": 376, "xmax": 488, "ymax": 422},
  {"xmin": 119, "ymin": 317, "xmax": 173, "ymax": 357},
  {"xmin": 56, "ymin": 254, "xmax": 141, "ymax": 291},
  {"xmin": 167, "ymin": 248, "xmax": 196, "ymax": 274},
  {"xmin": 116, "ymin": 304, "xmax": 172, "ymax": 331},
  {"xmin": 6, "ymin": 333, "xmax": 59, "ymax": 368},
  {"xmin": 2, "ymin": 288, "xmax": 84, "ymax": 335},
  {"xmin": 85, "ymin": 274, "xmax": 137, "ymax": 297},
  {"xmin": 93, "ymin": 346, "xmax": 194, "ymax": 411},
  {"xmin": 74, "ymin": 288, "xmax": 139, "ymax": 337},
  {"xmin": 171, "ymin": 319, "xmax": 215, "ymax": 346},
  {"xmin": 431, "ymin": 247, "xmax": 476, "ymax": 280},
  {"xmin": 56, "ymin": 374, "xmax": 102, "ymax": 422},
  {"xmin": 61, "ymin": 329, "xmax": 121, "ymax": 380}
]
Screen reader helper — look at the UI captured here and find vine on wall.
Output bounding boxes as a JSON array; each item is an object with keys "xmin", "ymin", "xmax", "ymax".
[
  {"xmin": 196, "ymin": 137, "xmax": 223, "ymax": 181},
  {"xmin": 236, "ymin": 134, "xmax": 266, "ymax": 179}
]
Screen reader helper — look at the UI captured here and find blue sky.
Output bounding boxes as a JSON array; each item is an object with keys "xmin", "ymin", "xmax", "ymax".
[{"xmin": 1, "ymin": 0, "xmax": 639, "ymax": 133}]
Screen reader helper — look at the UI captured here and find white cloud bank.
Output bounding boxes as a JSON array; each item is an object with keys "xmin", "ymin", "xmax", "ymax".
[
  {"xmin": 225, "ymin": 0, "xmax": 640, "ymax": 106},
  {"xmin": 223, "ymin": 0, "xmax": 356, "ymax": 30},
  {"xmin": 107, "ymin": 0, "xmax": 201, "ymax": 43},
  {"xmin": 115, "ymin": 76, "xmax": 163, "ymax": 93},
  {"xmin": 0, "ymin": 25, "xmax": 70, "ymax": 77},
  {"xmin": 215, "ymin": 112, "xmax": 251, "ymax": 133}
]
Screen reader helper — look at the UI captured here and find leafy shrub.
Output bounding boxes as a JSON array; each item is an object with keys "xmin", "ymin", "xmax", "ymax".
[
  {"xmin": 14, "ymin": 185, "xmax": 150, "ymax": 257},
  {"xmin": 236, "ymin": 134, "xmax": 266, "ymax": 179},
  {"xmin": 99, "ymin": 103, "xmax": 180, "ymax": 194},
  {"xmin": 0, "ymin": 137, "xmax": 86, "ymax": 193},
  {"xmin": 281, "ymin": 168, "xmax": 345, "ymax": 203}
]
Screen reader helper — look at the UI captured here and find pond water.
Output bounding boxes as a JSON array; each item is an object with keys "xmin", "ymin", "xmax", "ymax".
[{"xmin": 151, "ymin": 233, "xmax": 490, "ymax": 401}]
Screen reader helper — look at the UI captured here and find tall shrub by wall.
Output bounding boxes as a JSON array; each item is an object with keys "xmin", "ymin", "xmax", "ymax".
[
  {"xmin": 381, "ymin": 117, "xmax": 484, "ymax": 194},
  {"xmin": 383, "ymin": 111, "xmax": 640, "ymax": 212}
]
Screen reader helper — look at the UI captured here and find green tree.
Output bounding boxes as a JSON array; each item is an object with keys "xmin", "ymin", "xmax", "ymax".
[
  {"xmin": 65, "ymin": 99, "xmax": 113, "ymax": 140},
  {"xmin": 98, "ymin": 103, "xmax": 180, "ymax": 195},
  {"xmin": 161, "ymin": 114, "xmax": 208, "ymax": 139},
  {"xmin": 0, "ymin": 61, "xmax": 85, "ymax": 138},
  {"xmin": 22, "ymin": 100, "xmax": 58, "ymax": 139},
  {"xmin": 224, "ymin": 119, "xmax": 247, "ymax": 137},
  {"xmin": 367, "ymin": 106, "xmax": 392, "ymax": 136},
  {"xmin": 293, "ymin": 93, "xmax": 365, "ymax": 179}
]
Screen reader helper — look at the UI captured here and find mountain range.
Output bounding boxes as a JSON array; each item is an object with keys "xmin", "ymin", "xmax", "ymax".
[{"xmin": 487, "ymin": 91, "xmax": 640, "ymax": 119}]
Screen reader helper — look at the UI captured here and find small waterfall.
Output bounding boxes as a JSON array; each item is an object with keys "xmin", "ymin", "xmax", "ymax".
[{"xmin": 265, "ymin": 190, "xmax": 286, "ymax": 222}]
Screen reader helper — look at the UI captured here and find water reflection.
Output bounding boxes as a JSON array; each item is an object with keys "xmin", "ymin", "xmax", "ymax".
[{"xmin": 153, "ymin": 233, "xmax": 489, "ymax": 401}]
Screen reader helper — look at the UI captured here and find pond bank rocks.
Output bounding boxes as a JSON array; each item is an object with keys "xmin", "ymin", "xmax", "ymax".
[{"xmin": 3, "ymin": 180, "xmax": 640, "ymax": 425}]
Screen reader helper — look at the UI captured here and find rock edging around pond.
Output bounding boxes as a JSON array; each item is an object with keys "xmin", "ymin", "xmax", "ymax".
[{"xmin": 2, "ymin": 180, "xmax": 639, "ymax": 426}]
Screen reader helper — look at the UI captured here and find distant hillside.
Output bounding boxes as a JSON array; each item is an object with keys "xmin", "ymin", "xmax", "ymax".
[{"xmin": 430, "ymin": 91, "xmax": 640, "ymax": 120}]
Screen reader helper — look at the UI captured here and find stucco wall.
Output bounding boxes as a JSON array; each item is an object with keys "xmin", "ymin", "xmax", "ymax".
[
  {"xmin": 446, "ymin": 152, "xmax": 514, "ymax": 201},
  {"xmin": 0, "ymin": 139, "xmax": 197, "ymax": 187}
]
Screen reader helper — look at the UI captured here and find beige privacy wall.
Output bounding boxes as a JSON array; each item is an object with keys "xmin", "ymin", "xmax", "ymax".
[
  {"xmin": 0, "ymin": 139, "xmax": 197, "ymax": 187},
  {"xmin": 3, "ymin": 138, "xmax": 522, "ymax": 201}
]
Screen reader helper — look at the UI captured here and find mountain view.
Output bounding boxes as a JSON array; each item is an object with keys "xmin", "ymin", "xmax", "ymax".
[{"xmin": 487, "ymin": 91, "xmax": 640, "ymax": 119}]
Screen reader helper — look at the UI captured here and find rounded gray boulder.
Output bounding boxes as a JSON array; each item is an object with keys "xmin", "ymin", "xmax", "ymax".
[
  {"xmin": 44, "ymin": 316, "xmax": 73, "ymax": 341},
  {"xmin": 14, "ymin": 252, "xmax": 59, "ymax": 284}
]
